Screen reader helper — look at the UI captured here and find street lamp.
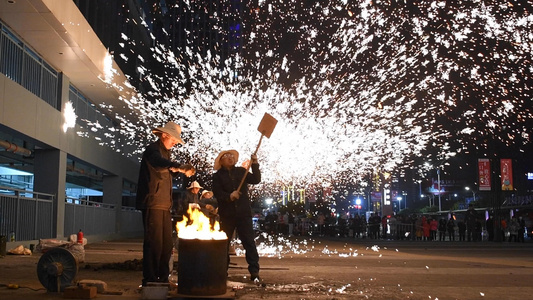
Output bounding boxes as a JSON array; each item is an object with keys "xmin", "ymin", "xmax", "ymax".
[
  {"xmin": 355, "ymin": 197, "xmax": 362, "ymax": 211},
  {"xmin": 421, "ymin": 194, "xmax": 430, "ymax": 207},
  {"xmin": 465, "ymin": 187, "xmax": 476, "ymax": 202},
  {"xmin": 437, "ymin": 168, "xmax": 441, "ymax": 212},
  {"xmin": 417, "ymin": 180, "xmax": 422, "ymax": 202},
  {"xmin": 424, "ymin": 163, "xmax": 442, "ymax": 211},
  {"xmin": 448, "ymin": 193, "xmax": 458, "ymax": 201},
  {"xmin": 396, "ymin": 196, "xmax": 402, "ymax": 211}
]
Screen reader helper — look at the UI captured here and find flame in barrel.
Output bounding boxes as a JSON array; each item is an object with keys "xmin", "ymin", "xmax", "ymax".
[{"xmin": 176, "ymin": 205, "xmax": 227, "ymax": 240}]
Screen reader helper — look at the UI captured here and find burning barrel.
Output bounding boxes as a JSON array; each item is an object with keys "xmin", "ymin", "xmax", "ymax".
[
  {"xmin": 176, "ymin": 205, "xmax": 229, "ymax": 296},
  {"xmin": 177, "ymin": 238, "xmax": 228, "ymax": 296}
]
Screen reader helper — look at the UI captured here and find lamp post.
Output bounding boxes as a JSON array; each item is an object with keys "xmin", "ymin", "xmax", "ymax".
[
  {"xmin": 396, "ymin": 196, "xmax": 402, "ymax": 211},
  {"xmin": 418, "ymin": 180, "xmax": 422, "ymax": 202},
  {"xmin": 437, "ymin": 168, "xmax": 442, "ymax": 212},
  {"xmin": 424, "ymin": 162, "xmax": 442, "ymax": 211},
  {"xmin": 465, "ymin": 187, "xmax": 476, "ymax": 202},
  {"xmin": 421, "ymin": 194, "xmax": 431, "ymax": 207},
  {"xmin": 355, "ymin": 197, "xmax": 362, "ymax": 211}
]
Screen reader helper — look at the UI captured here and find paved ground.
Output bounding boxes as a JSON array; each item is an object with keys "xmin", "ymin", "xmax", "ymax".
[{"xmin": 1, "ymin": 236, "xmax": 533, "ymax": 299}]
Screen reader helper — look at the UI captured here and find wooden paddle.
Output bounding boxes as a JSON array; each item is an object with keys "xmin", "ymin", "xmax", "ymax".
[{"xmin": 236, "ymin": 113, "xmax": 277, "ymax": 192}]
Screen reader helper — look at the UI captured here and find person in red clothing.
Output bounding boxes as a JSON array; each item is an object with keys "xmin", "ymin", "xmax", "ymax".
[
  {"xmin": 430, "ymin": 218, "xmax": 438, "ymax": 241},
  {"xmin": 381, "ymin": 216, "xmax": 388, "ymax": 239},
  {"xmin": 422, "ymin": 216, "xmax": 430, "ymax": 241},
  {"xmin": 500, "ymin": 218, "xmax": 508, "ymax": 241}
]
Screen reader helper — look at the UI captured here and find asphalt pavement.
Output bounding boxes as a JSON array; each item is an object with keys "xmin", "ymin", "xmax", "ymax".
[{"xmin": 1, "ymin": 236, "xmax": 533, "ymax": 299}]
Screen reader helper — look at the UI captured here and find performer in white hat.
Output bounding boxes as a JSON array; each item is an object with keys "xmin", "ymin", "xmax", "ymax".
[
  {"xmin": 136, "ymin": 121, "xmax": 195, "ymax": 287},
  {"xmin": 212, "ymin": 149, "xmax": 262, "ymax": 282},
  {"xmin": 183, "ymin": 181, "xmax": 217, "ymax": 226}
]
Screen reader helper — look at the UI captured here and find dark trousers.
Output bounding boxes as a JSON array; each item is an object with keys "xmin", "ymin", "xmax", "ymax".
[
  {"xmin": 467, "ymin": 227, "xmax": 474, "ymax": 241},
  {"xmin": 448, "ymin": 230, "xmax": 455, "ymax": 241},
  {"xmin": 142, "ymin": 209, "xmax": 173, "ymax": 285},
  {"xmin": 459, "ymin": 230, "xmax": 466, "ymax": 241},
  {"xmin": 220, "ymin": 216, "xmax": 260, "ymax": 275}
]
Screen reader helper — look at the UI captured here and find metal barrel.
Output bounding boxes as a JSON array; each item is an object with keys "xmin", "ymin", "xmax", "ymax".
[{"xmin": 177, "ymin": 238, "xmax": 228, "ymax": 296}]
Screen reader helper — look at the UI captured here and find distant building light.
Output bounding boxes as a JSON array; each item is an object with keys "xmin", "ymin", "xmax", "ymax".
[{"xmin": 528, "ymin": 172, "xmax": 533, "ymax": 180}]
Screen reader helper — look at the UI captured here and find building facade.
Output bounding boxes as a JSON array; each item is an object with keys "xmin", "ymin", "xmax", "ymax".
[{"xmin": 0, "ymin": 0, "xmax": 143, "ymax": 244}]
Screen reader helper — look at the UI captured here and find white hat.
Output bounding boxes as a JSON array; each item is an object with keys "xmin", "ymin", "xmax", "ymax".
[
  {"xmin": 201, "ymin": 190, "xmax": 213, "ymax": 198},
  {"xmin": 152, "ymin": 122, "xmax": 184, "ymax": 144},
  {"xmin": 214, "ymin": 150, "xmax": 239, "ymax": 170},
  {"xmin": 187, "ymin": 181, "xmax": 202, "ymax": 189}
]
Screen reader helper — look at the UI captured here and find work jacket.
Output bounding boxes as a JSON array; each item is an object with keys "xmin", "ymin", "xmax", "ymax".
[
  {"xmin": 212, "ymin": 163, "xmax": 261, "ymax": 219},
  {"xmin": 135, "ymin": 140, "xmax": 181, "ymax": 211}
]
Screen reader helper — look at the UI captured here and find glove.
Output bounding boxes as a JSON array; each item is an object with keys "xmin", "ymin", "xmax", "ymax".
[
  {"xmin": 230, "ymin": 191, "xmax": 241, "ymax": 201},
  {"xmin": 180, "ymin": 164, "xmax": 196, "ymax": 177},
  {"xmin": 251, "ymin": 154, "xmax": 258, "ymax": 164}
]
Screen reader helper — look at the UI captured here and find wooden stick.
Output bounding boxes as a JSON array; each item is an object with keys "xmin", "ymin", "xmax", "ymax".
[{"xmin": 237, "ymin": 134, "xmax": 264, "ymax": 192}]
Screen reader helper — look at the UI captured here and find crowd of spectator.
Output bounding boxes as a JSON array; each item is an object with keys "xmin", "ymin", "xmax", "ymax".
[{"xmin": 257, "ymin": 205, "xmax": 530, "ymax": 243}]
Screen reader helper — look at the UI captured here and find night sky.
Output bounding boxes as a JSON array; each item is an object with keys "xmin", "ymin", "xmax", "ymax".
[{"xmin": 80, "ymin": 1, "xmax": 533, "ymax": 204}]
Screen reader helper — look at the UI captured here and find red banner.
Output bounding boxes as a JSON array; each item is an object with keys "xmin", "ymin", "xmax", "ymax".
[
  {"xmin": 478, "ymin": 159, "xmax": 491, "ymax": 191},
  {"xmin": 500, "ymin": 159, "xmax": 513, "ymax": 191}
]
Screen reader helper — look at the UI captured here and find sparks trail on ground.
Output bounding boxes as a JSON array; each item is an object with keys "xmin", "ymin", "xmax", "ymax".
[
  {"xmin": 85, "ymin": 1, "xmax": 532, "ymax": 191},
  {"xmin": 230, "ymin": 233, "xmax": 389, "ymax": 258}
]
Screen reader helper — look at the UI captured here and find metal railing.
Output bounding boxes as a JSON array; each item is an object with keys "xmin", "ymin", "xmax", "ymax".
[
  {"xmin": 64, "ymin": 197, "xmax": 116, "ymax": 237},
  {"xmin": 120, "ymin": 206, "xmax": 143, "ymax": 234},
  {"xmin": 0, "ymin": 186, "xmax": 54, "ymax": 240},
  {"xmin": 0, "ymin": 185, "xmax": 143, "ymax": 242},
  {"xmin": 0, "ymin": 20, "xmax": 138, "ymax": 157},
  {"xmin": 0, "ymin": 24, "xmax": 59, "ymax": 109},
  {"xmin": 64, "ymin": 197, "xmax": 143, "ymax": 237}
]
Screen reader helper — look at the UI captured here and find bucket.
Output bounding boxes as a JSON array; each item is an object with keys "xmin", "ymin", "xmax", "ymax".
[
  {"xmin": 177, "ymin": 238, "xmax": 228, "ymax": 296},
  {"xmin": 0, "ymin": 235, "xmax": 6, "ymax": 256}
]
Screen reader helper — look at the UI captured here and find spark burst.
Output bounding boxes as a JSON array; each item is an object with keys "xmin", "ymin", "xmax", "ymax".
[{"xmin": 85, "ymin": 1, "xmax": 532, "ymax": 197}]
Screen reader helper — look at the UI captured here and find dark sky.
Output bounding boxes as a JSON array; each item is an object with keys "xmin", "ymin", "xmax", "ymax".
[{"xmin": 77, "ymin": 1, "xmax": 533, "ymax": 199}]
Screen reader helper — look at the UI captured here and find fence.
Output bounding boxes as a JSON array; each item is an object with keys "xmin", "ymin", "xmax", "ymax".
[
  {"xmin": 120, "ymin": 206, "xmax": 143, "ymax": 234},
  {"xmin": 0, "ymin": 24, "xmax": 59, "ymax": 109},
  {"xmin": 1, "ymin": 186, "xmax": 143, "ymax": 242},
  {"xmin": 0, "ymin": 187, "xmax": 54, "ymax": 241},
  {"xmin": 64, "ymin": 197, "xmax": 117, "ymax": 237},
  {"xmin": 64, "ymin": 198, "xmax": 143, "ymax": 237}
]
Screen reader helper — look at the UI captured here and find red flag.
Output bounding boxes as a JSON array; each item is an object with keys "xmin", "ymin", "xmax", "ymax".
[
  {"xmin": 500, "ymin": 159, "xmax": 513, "ymax": 191},
  {"xmin": 478, "ymin": 159, "xmax": 491, "ymax": 191}
]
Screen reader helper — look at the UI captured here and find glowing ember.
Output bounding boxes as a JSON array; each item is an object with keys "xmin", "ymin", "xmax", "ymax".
[
  {"xmin": 78, "ymin": 1, "xmax": 532, "ymax": 194},
  {"xmin": 176, "ymin": 206, "xmax": 227, "ymax": 240}
]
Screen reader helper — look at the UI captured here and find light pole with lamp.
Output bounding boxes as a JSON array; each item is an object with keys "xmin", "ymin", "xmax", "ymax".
[
  {"xmin": 437, "ymin": 168, "xmax": 442, "ymax": 212},
  {"xmin": 421, "ymin": 194, "xmax": 431, "ymax": 207},
  {"xmin": 418, "ymin": 180, "xmax": 422, "ymax": 202},
  {"xmin": 465, "ymin": 187, "xmax": 476, "ymax": 203},
  {"xmin": 396, "ymin": 196, "xmax": 403, "ymax": 211},
  {"xmin": 424, "ymin": 162, "xmax": 442, "ymax": 211},
  {"xmin": 355, "ymin": 197, "xmax": 362, "ymax": 211}
]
